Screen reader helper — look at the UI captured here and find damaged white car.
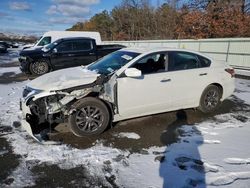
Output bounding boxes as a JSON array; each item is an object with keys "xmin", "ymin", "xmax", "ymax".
[{"xmin": 20, "ymin": 47, "xmax": 235, "ymax": 141}]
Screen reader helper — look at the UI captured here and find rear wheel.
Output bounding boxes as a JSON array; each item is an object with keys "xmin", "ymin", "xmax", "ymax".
[
  {"xmin": 30, "ymin": 59, "xmax": 49, "ymax": 75},
  {"xmin": 69, "ymin": 97, "xmax": 110, "ymax": 137},
  {"xmin": 199, "ymin": 85, "xmax": 222, "ymax": 113}
]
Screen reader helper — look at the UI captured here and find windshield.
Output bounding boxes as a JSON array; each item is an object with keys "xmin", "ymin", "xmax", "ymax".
[
  {"xmin": 42, "ymin": 41, "xmax": 58, "ymax": 52},
  {"xmin": 88, "ymin": 51, "xmax": 140, "ymax": 75},
  {"xmin": 37, "ymin": 36, "xmax": 51, "ymax": 46}
]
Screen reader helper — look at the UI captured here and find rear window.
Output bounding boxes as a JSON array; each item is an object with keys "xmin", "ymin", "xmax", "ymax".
[
  {"xmin": 73, "ymin": 40, "xmax": 93, "ymax": 51},
  {"xmin": 169, "ymin": 52, "xmax": 199, "ymax": 71},
  {"xmin": 57, "ymin": 41, "xmax": 74, "ymax": 52}
]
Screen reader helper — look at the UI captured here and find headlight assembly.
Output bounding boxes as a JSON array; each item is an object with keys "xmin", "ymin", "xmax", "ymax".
[{"xmin": 22, "ymin": 86, "xmax": 42, "ymax": 98}]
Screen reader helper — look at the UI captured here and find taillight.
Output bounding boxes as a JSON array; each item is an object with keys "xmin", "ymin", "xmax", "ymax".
[{"xmin": 225, "ymin": 68, "xmax": 235, "ymax": 77}]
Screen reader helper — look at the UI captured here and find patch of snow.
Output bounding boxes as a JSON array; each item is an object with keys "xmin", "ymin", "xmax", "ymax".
[
  {"xmin": 203, "ymin": 162, "xmax": 220, "ymax": 173},
  {"xmin": 0, "ymin": 150, "xmax": 8, "ymax": 155},
  {"xmin": 0, "ymin": 67, "xmax": 21, "ymax": 76},
  {"xmin": 235, "ymin": 79, "xmax": 250, "ymax": 104},
  {"xmin": 235, "ymin": 69, "xmax": 250, "ymax": 77},
  {"xmin": 224, "ymin": 158, "xmax": 250, "ymax": 165},
  {"xmin": 0, "ymin": 47, "xmax": 21, "ymax": 64},
  {"xmin": 207, "ymin": 171, "xmax": 250, "ymax": 186},
  {"xmin": 114, "ymin": 132, "xmax": 141, "ymax": 140},
  {"xmin": 4, "ymin": 130, "xmax": 125, "ymax": 187},
  {"xmin": 7, "ymin": 162, "xmax": 36, "ymax": 187},
  {"xmin": 203, "ymin": 139, "xmax": 221, "ymax": 144},
  {"xmin": 199, "ymin": 129, "xmax": 219, "ymax": 136},
  {"xmin": 0, "ymin": 82, "xmax": 26, "ymax": 126},
  {"xmin": 6, "ymin": 132, "xmax": 121, "ymax": 169},
  {"xmin": 116, "ymin": 147, "xmax": 164, "ymax": 188}
]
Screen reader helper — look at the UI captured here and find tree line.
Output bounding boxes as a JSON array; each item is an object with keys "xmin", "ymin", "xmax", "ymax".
[{"xmin": 67, "ymin": 0, "xmax": 250, "ymax": 40}]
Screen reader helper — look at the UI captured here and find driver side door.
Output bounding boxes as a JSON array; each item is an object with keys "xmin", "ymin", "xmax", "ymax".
[
  {"xmin": 51, "ymin": 41, "xmax": 77, "ymax": 69},
  {"xmin": 116, "ymin": 52, "xmax": 173, "ymax": 119}
]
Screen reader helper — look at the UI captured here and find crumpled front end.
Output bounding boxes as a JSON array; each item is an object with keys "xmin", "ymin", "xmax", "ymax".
[
  {"xmin": 20, "ymin": 86, "xmax": 54, "ymax": 142},
  {"xmin": 20, "ymin": 98, "xmax": 42, "ymax": 142},
  {"xmin": 20, "ymin": 76, "xmax": 108, "ymax": 142}
]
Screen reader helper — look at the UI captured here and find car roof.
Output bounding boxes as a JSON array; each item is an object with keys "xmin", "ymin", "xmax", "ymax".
[
  {"xmin": 56, "ymin": 37, "xmax": 94, "ymax": 42},
  {"xmin": 120, "ymin": 47, "xmax": 212, "ymax": 59}
]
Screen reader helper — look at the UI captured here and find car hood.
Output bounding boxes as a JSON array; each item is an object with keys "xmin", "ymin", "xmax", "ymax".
[
  {"xmin": 20, "ymin": 46, "xmax": 44, "ymax": 56},
  {"xmin": 27, "ymin": 67, "xmax": 99, "ymax": 91}
]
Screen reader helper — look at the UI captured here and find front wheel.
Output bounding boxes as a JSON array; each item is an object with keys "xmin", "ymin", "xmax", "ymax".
[
  {"xmin": 68, "ymin": 97, "xmax": 110, "ymax": 137},
  {"xmin": 199, "ymin": 85, "xmax": 222, "ymax": 113},
  {"xmin": 29, "ymin": 59, "xmax": 50, "ymax": 75}
]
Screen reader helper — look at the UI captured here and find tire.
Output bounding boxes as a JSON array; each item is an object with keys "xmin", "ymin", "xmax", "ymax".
[
  {"xmin": 29, "ymin": 59, "xmax": 50, "ymax": 75},
  {"xmin": 199, "ymin": 85, "xmax": 222, "ymax": 113},
  {"xmin": 68, "ymin": 97, "xmax": 110, "ymax": 137}
]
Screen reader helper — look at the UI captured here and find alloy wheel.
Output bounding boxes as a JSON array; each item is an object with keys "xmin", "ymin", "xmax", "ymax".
[
  {"xmin": 204, "ymin": 89, "xmax": 220, "ymax": 110},
  {"xmin": 75, "ymin": 106, "xmax": 104, "ymax": 133},
  {"xmin": 31, "ymin": 60, "xmax": 48, "ymax": 75}
]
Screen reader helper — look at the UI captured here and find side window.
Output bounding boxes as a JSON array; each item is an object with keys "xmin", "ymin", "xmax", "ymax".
[
  {"xmin": 132, "ymin": 53, "xmax": 167, "ymax": 74},
  {"xmin": 198, "ymin": 55, "xmax": 211, "ymax": 67},
  {"xmin": 73, "ymin": 40, "xmax": 93, "ymax": 51},
  {"xmin": 56, "ymin": 41, "xmax": 73, "ymax": 52},
  {"xmin": 37, "ymin": 37, "xmax": 51, "ymax": 46},
  {"xmin": 168, "ymin": 52, "xmax": 199, "ymax": 71}
]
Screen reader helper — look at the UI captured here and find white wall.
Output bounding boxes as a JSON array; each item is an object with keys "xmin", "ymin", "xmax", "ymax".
[{"xmin": 103, "ymin": 38, "xmax": 250, "ymax": 70}]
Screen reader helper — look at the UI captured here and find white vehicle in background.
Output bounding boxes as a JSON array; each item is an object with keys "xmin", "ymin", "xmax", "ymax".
[
  {"xmin": 20, "ymin": 47, "xmax": 235, "ymax": 142},
  {"xmin": 22, "ymin": 31, "xmax": 102, "ymax": 49}
]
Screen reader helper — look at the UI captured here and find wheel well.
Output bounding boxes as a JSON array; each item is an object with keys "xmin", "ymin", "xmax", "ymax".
[
  {"xmin": 42, "ymin": 58, "xmax": 53, "ymax": 71},
  {"xmin": 86, "ymin": 92, "xmax": 114, "ymax": 120},
  {"xmin": 86, "ymin": 92, "xmax": 99, "ymax": 97},
  {"xmin": 210, "ymin": 83, "xmax": 223, "ymax": 97}
]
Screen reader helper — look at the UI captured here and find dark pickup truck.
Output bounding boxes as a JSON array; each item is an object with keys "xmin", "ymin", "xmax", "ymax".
[{"xmin": 19, "ymin": 37, "xmax": 124, "ymax": 75}]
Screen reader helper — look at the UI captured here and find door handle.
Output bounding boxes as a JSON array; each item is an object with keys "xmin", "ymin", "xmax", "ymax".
[
  {"xmin": 161, "ymin": 79, "xmax": 171, "ymax": 82},
  {"xmin": 199, "ymin": 73, "xmax": 207, "ymax": 76},
  {"xmin": 89, "ymin": 52, "xmax": 95, "ymax": 55},
  {"xmin": 68, "ymin": 54, "xmax": 74, "ymax": 57}
]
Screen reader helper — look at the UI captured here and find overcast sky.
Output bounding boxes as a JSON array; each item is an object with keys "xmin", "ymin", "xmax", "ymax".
[{"xmin": 0, "ymin": 0, "xmax": 123, "ymax": 36}]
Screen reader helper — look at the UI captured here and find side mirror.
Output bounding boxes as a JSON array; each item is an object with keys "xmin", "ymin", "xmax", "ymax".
[
  {"xmin": 52, "ymin": 48, "xmax": 57, "ymax": 53},
  {"xmin": 125, "ymin": 68, "xmax": 142, "ymax": 78}
]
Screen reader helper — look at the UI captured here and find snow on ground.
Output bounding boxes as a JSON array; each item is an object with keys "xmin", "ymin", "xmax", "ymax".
[
  {"xmin": 0, "ymin": 78, "xmax": 250, "ymax": 187},
  {"xmin": 0, "ymin": 47, "xmax": 21, "ymax": 64},
  {"xmin": 0, "ymin": 67, "xmax": 21, "ymax": 76},
  {"xmin": 114, "ymin": 132, "xmax": 141, "ymax": 140},
  {"xmin": 235, "ymin": 69, "xmax": 250, "ymax": 77},
  {"xmin": 0, "ymin": 81, "xmax": 128, "ymax": 187},
  {"xmin": 6, "ymin": 132, "xmax": 124, "ymax": 187},
  {"xmin": 0, "ymin": 82, "xmax": 26, "ymax": 126}
]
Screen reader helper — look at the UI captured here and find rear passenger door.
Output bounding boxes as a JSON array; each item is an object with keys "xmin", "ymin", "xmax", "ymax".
[
  {"xmin": 167, "ymin": 51, "xmax": 211, "ymax": 109},
  {"xmin": 73, "ymin": 40, "xmax": 97, "ymax": 66}
]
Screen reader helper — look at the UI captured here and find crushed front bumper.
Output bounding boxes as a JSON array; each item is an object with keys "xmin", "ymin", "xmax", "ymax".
[
  {"xmin": 19, "ymin": 59, "xmax": 30, "ymax": 74},
  {"xmin": 20, "ymin": 99, "xmax": 43, "ymax": 142},
  {"xmin": 20, "ymin": 99, "xmax": 61, "ymax": 145}
]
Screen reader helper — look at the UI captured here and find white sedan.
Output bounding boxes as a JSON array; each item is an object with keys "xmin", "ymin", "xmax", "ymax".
[{"xmin": 21, "ymin": 47, "xmax": 235, "ymax": 141}]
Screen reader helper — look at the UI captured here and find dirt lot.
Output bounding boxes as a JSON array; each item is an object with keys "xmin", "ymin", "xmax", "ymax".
[{"xmin": 0, "ymin": 50, "xmax": 250, "ymax": 187}]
